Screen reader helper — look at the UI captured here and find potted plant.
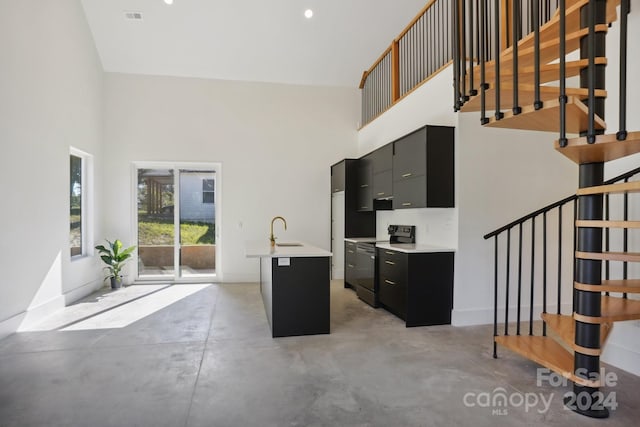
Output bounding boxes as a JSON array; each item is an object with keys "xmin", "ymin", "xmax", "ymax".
[{"xmin": 95, "ymin": 239, "xmax": 136, "ymax": 289}]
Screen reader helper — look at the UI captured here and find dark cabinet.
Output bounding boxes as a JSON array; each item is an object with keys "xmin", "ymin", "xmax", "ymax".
[
  {"xmin": 331, "ymin": 161, "xmax": 345, "ymax": 193},
  {"xmin": 392, "ymin": 125, "xmax": 454, "ymax": 209},
  {"xmin": 356, "ymin": 156, "xmax": 373, "ymax": 211},
  {"xmin": 371, "ymin": 144, "xmax": 393, "ymax": 201},
  {"xmin": 344, "ymin": 241, "xmax": 358, "ymax": 288},
  {"xmin": 377, "ymin": 248, "xmax": 454, "ymax": 327},
  {"xmin": 372, "ymin": 169, "xmax": 392, "ymax": 200},
  {"xmin": 330, "ymin": 159, "xmax": 375, "ymax": 239},
  {"xmin": 377, "ymin": 249, "xmax": 408, "ymax": 318}
]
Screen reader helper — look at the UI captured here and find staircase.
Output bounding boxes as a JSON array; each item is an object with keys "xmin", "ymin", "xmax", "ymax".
[{"xmin": 454, "ymin": 0, "xmax": 638, "ymax": 418}]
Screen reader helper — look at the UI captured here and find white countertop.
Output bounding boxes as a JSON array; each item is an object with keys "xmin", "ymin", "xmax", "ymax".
[
  {"xmin": 344, "ymin": 237, "xmax": 385, "ymax": 243},
  {"xmin": 376, "ymin": 243, "xmax": 456, "ymax": 254},
  {"xmin": 245, "ymin": 240, "xmax": 332, "ymax": 258}
]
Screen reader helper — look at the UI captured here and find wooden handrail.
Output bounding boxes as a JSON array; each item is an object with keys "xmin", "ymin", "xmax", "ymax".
[
  {"xmin": 361, "ymin": 45, "xmax": 392, "ymax": 86},
  {"xmin": 397, "ymin": 0, "xmax": 438, "ymax": 40}
]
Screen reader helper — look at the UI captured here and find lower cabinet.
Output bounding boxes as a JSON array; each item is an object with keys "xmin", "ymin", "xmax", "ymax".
[
  {"xmin": 344, "ymin": 241, "xmax": 357, "ymax": 289},
  {"xmin": 377, "ymin": 248, "xmax": 454, "ymax": 327}
]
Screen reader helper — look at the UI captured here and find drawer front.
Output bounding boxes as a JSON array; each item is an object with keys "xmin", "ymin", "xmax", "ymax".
[
  {"xmin": 377, "ymin": 248, "xmax": 407, "ymax": 286},
  {"xmin": 378, "ymin": 275, "xmax": 406, "ymax": 319}
]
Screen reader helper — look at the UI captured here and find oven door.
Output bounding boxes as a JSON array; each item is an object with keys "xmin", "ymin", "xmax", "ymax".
[{"xmin": 356, "ymin": 244, "xmax": 377, "ymax": 307}]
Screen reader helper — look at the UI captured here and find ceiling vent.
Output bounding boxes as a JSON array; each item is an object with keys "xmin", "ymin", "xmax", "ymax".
[{"xmin": 124, "ymin": 11, "xmax": 143, "ymax": 21}]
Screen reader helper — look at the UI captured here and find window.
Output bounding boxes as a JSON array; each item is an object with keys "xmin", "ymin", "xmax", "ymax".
[
  {"xmin": 70, "ymin": 148, "xmax": 93, "ymax": 258},
  {"xmin": 202, "ymin": 178, "xmax": 214, "ymax": 204}
]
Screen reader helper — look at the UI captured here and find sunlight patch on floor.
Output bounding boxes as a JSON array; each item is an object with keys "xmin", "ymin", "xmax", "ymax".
[{"xmin": 60, "ymin": 284, "xmax": 211, "ymax": 331}]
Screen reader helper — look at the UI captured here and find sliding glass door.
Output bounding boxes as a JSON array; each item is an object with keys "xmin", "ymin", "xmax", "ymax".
[{"xmin": 136, "ymin": 164, "xmax": 218, "ymax": 281}]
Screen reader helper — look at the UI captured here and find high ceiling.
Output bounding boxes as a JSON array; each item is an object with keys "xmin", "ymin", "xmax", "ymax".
[{"xmin": 80, "ymin": 0, "xmax": 428, "ymax": 88}]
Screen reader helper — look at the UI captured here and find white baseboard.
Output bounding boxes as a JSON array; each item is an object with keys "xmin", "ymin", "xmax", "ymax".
[
  {"xmin": 63, "ymin": 279, "xmax": 104, "ymax": 305},
  {"xmin": 16, "ymin": 295, "xmax": 66, "ymax": 332},
  {"xmin": 451, "ymin": 303, "xmax": 574, "ymax": 327},
  {"xmin": 0, "ymin": 279, "xmax": 104, "ymax": 339},
  {"xmin": 220, "ymin": 273, "xmax": 259, "ymax": 283},
  {"xmin": 0, "ymin": 312, "xmax": 25, "ymax": 341}
]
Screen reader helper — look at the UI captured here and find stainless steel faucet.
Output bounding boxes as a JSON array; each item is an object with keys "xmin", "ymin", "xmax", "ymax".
[{"xmin": 270, "ymin": 216, "xmax": 287, "ymax": 247}]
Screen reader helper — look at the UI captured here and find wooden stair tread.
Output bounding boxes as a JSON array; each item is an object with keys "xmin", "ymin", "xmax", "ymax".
[
  {"xmin": 555, "ymin": 131, "xmax": 640, "ymax": 164},
  {"xmin": 495, "ymin": 335, "xmax": 599, "ymax": 387},
  {"xmin": 574, "ymin": 295, "xmax": 640, "ymax": 323},
  {"xmin": 575, "ymin": 279, "xmax": 640, "ymax": 294},
  {"xmin": 465, "ymin": 58, "xmax": 607, "ymax": 93},
  {"xmin": 542, "ymin": 313, "xmax": 611, "ymax": 355},
  {"xmin": 577, "ymin": 181, "xmax": 640, "ymax": 196},
  {"xmin": 460, "ymin": 84, "xmax": 606, "ymax": 113},
  {"xmin": 511, "ymin": 0, "xmax": 619, "ymax": 54},
  {"xmin": 484, "ymin": 96, "xmax": 605, "ymax": 133},
  {"xmin": 469, "ymin": 25, "xmax": 609, "ymax": 80},
  {"xmin": 576, "ymin": 251, "xmax": 640, "ymax": 262},
  {"xmin": 576, "ymin": 220, "xmax": 640, "ymax": 229}
]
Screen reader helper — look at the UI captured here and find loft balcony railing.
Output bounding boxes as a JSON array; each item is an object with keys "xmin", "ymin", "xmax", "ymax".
[{"xmin": 359, "ymin": 0, "xmax": 454, "ymax": 127}]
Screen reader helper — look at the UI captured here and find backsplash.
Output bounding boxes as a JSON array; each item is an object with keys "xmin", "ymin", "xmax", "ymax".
[{"xmin": 376, "ymin": 208, "xmax": 457, "ymax": 248}]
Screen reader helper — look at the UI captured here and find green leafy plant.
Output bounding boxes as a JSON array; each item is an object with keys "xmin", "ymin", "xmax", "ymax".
[{"xmin": 95, "ymin": 239, "xmax": 136, "ymax": 280}]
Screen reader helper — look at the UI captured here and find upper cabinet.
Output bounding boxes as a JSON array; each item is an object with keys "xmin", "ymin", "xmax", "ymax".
[
  {"xmin": 370, "ymin": 144, "xmax": 393, "ymax": 200},
  {"xmin": 356, "ymin": 155, "xmax": 373, "ymax": 211},
  {"xmin": 331, "ymin": 160, "xmax": 346, "ymax": 193},
  {"xmin": 393, "ymin": 125, "xmax": 455, "ymax": 209}
]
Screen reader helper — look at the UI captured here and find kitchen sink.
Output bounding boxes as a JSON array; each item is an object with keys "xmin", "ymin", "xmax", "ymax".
[{"xmin": 276, "ymin": 242, "xmax": 303, "ymax": 247}]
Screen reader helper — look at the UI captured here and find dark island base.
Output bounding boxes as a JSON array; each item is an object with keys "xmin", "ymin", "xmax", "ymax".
[{"xmin": 261, "ymin": 256, "xmax": 330, "ymax": 338}]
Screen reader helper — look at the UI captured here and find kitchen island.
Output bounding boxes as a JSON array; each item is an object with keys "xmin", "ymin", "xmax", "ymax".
[{"xmin": 245, "ymin": 241, "xmax": 332, "ymax": 338}]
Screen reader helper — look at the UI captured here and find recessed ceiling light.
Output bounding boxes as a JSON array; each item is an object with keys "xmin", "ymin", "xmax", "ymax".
[
  {"xmin": 304, "ymin": 9, "xmax": 313, "ymax": 19},
  {"xmin": 164, "ymin": 0, "xmax": 174, "ymax": 5}
]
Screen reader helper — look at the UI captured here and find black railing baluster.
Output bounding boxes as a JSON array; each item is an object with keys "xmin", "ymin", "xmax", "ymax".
[
  {"xmin": 533, "ymin": 0, "xmax": 542, "ymax": 110},
  {"xmin": 572, "ymin": 198, "xmax": 577, "ymax": 314},
  {"xmin": 587, "ymin": 0, "xmax": 596, "ymax": 143},
  {"xmin": 605, "ymin": 193, "xmax": 610, "ymax": 296},
  {"xmin": 461, "ymin": 0, "xmax": 467, "ymax": 100},
  {"xmin": 453, "ymin": 0, "xmax": 460, "ymax": 110},
  {"xmin": 529, "ymin": 217, "xmax": 535, "ymax": 336},
  {"xmin": 559, "ymin": 0, "xmax": 567, "ymax": 147},
  {"xmin": 494, "ymin": 0, "xmax": 503, "ymax": 120},
  {"xmin": 493, "ymin": 235, "xmax": 499, "ymax": 359},
  {"xmin": 517, "ymin": 223, "xmax": 523, "ymax": 335},
  {"xmin": 480, "ymin": 0, "xmax": 488, "ymax": 124},
  {"xmin": 618, "ymin": 0, "xmax": 629, "ymax": 140},
  {"xmin": 505, "ymin": 228, "xmax": 511, "ymax": 336},
  {"xmin": 623, "ymin": 178, "xmax": 629, "ymax": 299},
  {"xmin": 557, "ymin": 204, "xmax": 562, "ymax": 314},
  {"xmin": 512, "ymin": 0, "xmax": 521, "ymax": 115},
  {"xmin": 469, "ymin": 0, "xmax": 476, "ymax": 97},
  {"xmin": 543, "ymin": 211, "xmax": 548, "ymax": 337}
]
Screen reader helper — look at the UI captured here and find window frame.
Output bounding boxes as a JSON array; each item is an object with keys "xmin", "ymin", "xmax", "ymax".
[{"xmin": 70, "ymin": 147, "xmax": 93, "ymax": 260}]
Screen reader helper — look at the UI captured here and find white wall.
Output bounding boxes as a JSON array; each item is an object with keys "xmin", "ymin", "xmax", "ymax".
[
  {"xmin": 600, "ymin": 5, "xmax": 640, "ymax": 376},
  {"xmin": 0, "ymin": 0, "xmax": 104, "ymax": 338},
  {"xmin": 104, "ymin": 73, "xmax": 359, "ymax": 282}
]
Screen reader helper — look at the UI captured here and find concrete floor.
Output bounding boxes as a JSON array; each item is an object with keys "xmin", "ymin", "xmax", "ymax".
[{"xmin": 0, "ymin": 281, "xmax": 638, "ymax": 427}]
